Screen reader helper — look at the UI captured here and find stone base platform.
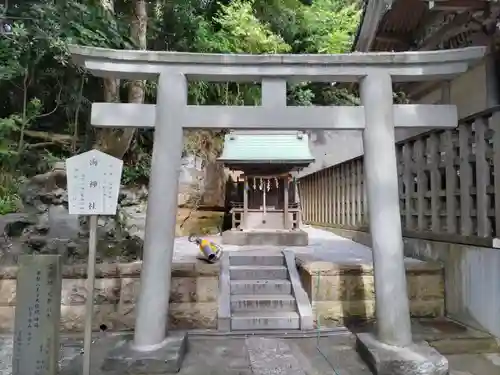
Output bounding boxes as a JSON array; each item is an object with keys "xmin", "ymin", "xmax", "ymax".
[
  {"xmin": 103, "ymin": 333, "xmax": 188, "ymax": 374},
  {"xmin": 60, "ymin": 333, "xmax": 188, "ymax": 374},
  {"xmin": 356, "ymin": 332, "xmax": 448, "ymax": 375},
  {"xmin": 351, "ymin": 318, "xmax": 500, "ymax": 355},
  {"xmin": 221, "ymin": 229, "xmax": 308, "ymax": 246}
]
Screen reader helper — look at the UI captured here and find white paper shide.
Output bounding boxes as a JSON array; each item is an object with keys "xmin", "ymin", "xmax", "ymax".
[{"xmin": 66, "ymin": 149, "xmax": 123, "ymax": 216}]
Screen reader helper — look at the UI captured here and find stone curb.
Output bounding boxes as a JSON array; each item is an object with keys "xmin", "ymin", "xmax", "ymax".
[
  {"xmin": 296, "ymin": 256, "xmax": 443, "ymax": 276},
  {"xmin": 0, "ymin": 257, "xmax": 219, "ymax": 279},
  {"xmin": 217, "ymin": 252, "xmax": 231, "ymax": 332},
  {"xmin": 283, "ymin": 250, "xmax": 314, "ymax": 330}
]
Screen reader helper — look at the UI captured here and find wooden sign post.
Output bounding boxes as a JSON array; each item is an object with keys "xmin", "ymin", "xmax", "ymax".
[{"xmin": 66, "ymin": 149, "xmax": 123, "ymax": 375}]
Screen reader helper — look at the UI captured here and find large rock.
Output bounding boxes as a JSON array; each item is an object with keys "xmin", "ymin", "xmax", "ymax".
[
  {"xmin": 117, "ymin": 186, "xmax": 148, "ymax": 241},
  {"xmin": 0, "ymin": 167, "xmax": 143, "ymax": 265},
  {"xmin": 202, "ymin": 162, "xmax": 226, "ymax": 207},
  {"xmin": 0, "ymin": 160, "xmax": 223, "ymax": 265},
  {"xmin": 178, "ymin": 155, "xmax": 204, "ymax": 206},
  {"xmin": 178, "ymin": 156, "xmax": 226, "ymax": 208},
  {"xmin": 19, "ymin": 161, "xmax": 67, "ymax": 213}
]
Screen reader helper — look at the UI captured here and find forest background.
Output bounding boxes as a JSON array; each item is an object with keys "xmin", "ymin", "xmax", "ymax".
[{"xmin": 0, "ymin": 0, "xmax": 363, "ymax": 215}]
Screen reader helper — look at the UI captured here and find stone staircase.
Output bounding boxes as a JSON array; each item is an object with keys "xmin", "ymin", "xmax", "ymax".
[
  {"xmin": 218, "ymin": 250, "xmax": 313, "ymax": 331},
  {"xmin": 217, "ymin": 250, "xmax": 500, "ymax": 357}
]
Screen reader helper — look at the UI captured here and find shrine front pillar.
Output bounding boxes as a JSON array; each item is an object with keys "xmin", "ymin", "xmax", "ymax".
[
  {"xmin": 103, "ymin": 72, "xmax": 188, "ymax": 373},
  {"xmin": 283, "ymin": 176, "xmax": 289, "ymax": 229},
  {"xmin": 132, "ymin": 72, "xmax": 186, "ymax": 350},
  {"xmin": 359, "ymin": 72, "xmax": 412, "ymax": 347},
  {"xmin": 243, "ymin": 176, "xmax": 249, "ymax": 229}
]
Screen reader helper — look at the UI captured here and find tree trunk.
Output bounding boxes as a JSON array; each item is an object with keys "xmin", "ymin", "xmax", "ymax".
[
  {"xmin": 99, "ymin": 0, "xmax": 119, "ymax": 105},
  {"xmin": 94, "ymin": 0, "xmax": 148, "ymax": 159},
  {"xmin": 122, "ymin": 0, "xmax": 148, "ymax": 158},
  {"xmin": 95, "ymin": 0, "xmax": 122, "ymax": 156}
]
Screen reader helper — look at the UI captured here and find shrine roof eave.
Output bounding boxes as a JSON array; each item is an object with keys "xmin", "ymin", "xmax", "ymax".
[
  {"xmin": 218, "ymin": 159, "xmax": 314, "ymax": 165},
  {"xmin": 222, "ymin": 162, "xmax": 311, "ymax": 174},
  {"xmin": 218, "ymin": 132, "xmax": 314, "ymax": 164},
  {"xmin": 351, "ymin": 0, "xmax": 391, "ymax": 52},
  {"xmin": 68, "ymin": 44, "xmax": 486, "ymax": 83}
]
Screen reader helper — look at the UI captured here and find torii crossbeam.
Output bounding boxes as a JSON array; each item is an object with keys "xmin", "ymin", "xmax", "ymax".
[
  {"xmin": 90, "ymin": 102, "xmax": 458, "ymax": 130},
  {"xmin": 69, "ymin": 45, "xmax": 485, "ymax": 375}
]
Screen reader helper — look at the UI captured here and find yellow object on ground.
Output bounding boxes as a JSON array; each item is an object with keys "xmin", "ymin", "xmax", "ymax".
[{"xmin": 189, "ymin": 235, "xmax": 223, "ymax": 263}]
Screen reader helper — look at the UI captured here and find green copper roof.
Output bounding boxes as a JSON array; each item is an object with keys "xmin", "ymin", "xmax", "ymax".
[{"xmin": 218, "ymin": 131, "xmax": 314, "ymax": 164}]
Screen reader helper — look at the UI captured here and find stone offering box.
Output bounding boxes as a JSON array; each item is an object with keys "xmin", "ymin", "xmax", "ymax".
[{"xmin": 0, "ymin": 257, "xmax": 218, "ymax": 333}]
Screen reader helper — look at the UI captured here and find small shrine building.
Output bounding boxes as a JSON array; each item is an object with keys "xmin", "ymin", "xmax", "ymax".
[{"xmin": 218, "ymin": 130, "xmax": 314, "ymax": 246}]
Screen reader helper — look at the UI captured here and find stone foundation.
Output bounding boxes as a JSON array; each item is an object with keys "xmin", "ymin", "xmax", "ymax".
[
  {"xmin": 0, "ymin": 252, "xmax": 445, "ymax": 332},
  {"xmin": 222, "ymin": 229, "xmax": 308, "ymax": 246},
  {"xmin": 297, "ymin": 257, "xmax": 445, "ymax": 325},
  {"xmin": 356, "ymin": 332, "xmax": 448, "ymax": 375},
  {"xmin": 319, "ymin": 226, "xmax": 500, "ymax": 339},
  {"xmin": 0, "ymin": 258, "xmax": 219, "ymax": 333}
]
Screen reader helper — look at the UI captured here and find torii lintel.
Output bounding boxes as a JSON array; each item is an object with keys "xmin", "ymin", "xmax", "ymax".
[
  {"xmin": 68, "ymin": 45, "xmax": 486, "ymax": 82},
  {"xmin": 90, "ymin": 102, "xmax": 458, "ymax": 130}
]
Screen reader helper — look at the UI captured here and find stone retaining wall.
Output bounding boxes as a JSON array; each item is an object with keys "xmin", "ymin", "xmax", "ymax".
[
  {"xmin": 323, "ymin": 227, "xmax": 500, "ymax": 339},
  {"xmin": 297, "ymin": 257, "xmax": 445, "ymax": 325},
  {"xmin": 0, "ymin": 258, "xmax": 219, "ymax": 333}
]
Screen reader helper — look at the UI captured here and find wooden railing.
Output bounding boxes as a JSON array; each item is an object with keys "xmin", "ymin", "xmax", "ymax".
[{"xmin": 299, "ymin": 105, "xmax": 500, "ymax": 247}]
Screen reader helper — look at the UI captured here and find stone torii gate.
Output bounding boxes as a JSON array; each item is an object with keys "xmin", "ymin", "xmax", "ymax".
[{"xmin": 69, "ymin": 45, "xmax": 485, "ymax": 375}]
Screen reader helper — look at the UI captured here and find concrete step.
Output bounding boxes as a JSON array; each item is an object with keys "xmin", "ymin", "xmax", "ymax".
[
  {"xmin": 231, "ymin": 311, "xmax": 300, "ymax": 330},
  {"xmin": 229, "ymin": 253, "xmax": 285, "ymax": 267},
  {"xmin": 230, "ymin": 280, "xmax": 292, "ymax": 295},
  {"xmin": 352, "ymin": 318, "xmax": 500, "ymax": 355},
  {"xmin": 230, "ymin": 265, "xmax": 288, "ymax": 280},
  {"xmin": 429, "ymin": 336, "xmax": 500, "ymax": 355},
  {"xmin": 412, "ymin": 318, "xmax": 500, "ymax": 355},
  {"xmin": 230, "ymin": 295, "xmax": 296, "ymax": 312}
]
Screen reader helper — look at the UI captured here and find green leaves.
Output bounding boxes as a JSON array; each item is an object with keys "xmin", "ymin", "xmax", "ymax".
[
  {"xmin": 0, "ymin": 0, "xmax": 365, "ymax": 193},
  {"xmin": 303, "ymin": 1, "xmax": 361, "ymax": 54},
  {"xmin": 25, "ymin": 98, "xmax": 43, "ymax": 123},
  {"xmin": 208, "ymin": 0, "xmax": 291, "ymax": 54},
  {"xmin": 0, "ymin": 172, "xmax": 21, "ymax": 215}
]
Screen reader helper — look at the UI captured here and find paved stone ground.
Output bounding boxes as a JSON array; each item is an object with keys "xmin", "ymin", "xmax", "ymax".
[
  {"xmin": 1, "ymin": 333, "xmax": 373, "ymax": 375},
  {"xmin": 0, "ymin": 335, "xmax": 84, "ymax": 375},
  {"xmin": 175, "ymin": 226, "xmax": 422, "ymax": 265},
  {"xmin": 2, "ymin": 332, "xmax": 500, "ymax": 375}
]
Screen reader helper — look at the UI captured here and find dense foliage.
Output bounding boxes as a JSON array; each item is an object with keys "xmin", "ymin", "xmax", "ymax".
[{"xmin": 0, "ymin": 0, "xmax": 361, "ymax": 213}]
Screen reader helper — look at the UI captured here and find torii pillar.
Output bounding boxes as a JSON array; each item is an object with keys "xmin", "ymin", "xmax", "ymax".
[{"xmin": 69, "ymin": 45, "xmax": 485, "ymax": 375}]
